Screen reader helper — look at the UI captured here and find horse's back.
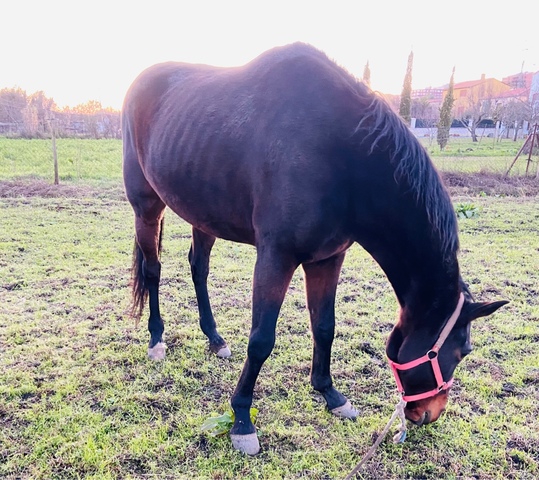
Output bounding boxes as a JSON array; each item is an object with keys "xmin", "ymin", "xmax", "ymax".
[
  {"xmin": 123, "ymin": 42, "xmax": 361, "ymax": 161},
  {"xmin": 122, "ymin": 43, "xmax": 365, "ymax": 249}
]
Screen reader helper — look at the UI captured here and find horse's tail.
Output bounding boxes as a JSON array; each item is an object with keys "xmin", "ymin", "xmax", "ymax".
[{"xmin": 130, "ymin": 217, "xmax": 165, "ymax": 323}]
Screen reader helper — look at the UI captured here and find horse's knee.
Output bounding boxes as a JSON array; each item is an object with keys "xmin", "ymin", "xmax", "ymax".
[
  {"xmin": 143, "ymin": 259, "xmax": 161, "ymax": 280},
  {"xmin": 190, "ymin": 260, "xmax": 209, "ymax": 285},
  {"xmin": 247, "ymin": 329, "xmax": 275, "ymax": 364},
  {"xmin": 312, "ymin": 321, "xmax": 335, "ymax": 345}
]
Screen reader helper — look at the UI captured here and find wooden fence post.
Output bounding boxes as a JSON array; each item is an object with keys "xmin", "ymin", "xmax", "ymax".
[{"xmin": 47, "ymin": 115, "xmax": 59, "ymax": 185}]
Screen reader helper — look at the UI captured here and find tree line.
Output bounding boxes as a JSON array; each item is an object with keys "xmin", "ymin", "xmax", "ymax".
[
  {"xmin": 0, "ymin": 87, "xmax": 120, "ymax": 139},
  {"xmin": 3, "ymin": 56, "xmax": 538, "ymax": 150},
  {"xmin": 363, "ymin": 53, "xmax": 538, "ymax": 150}
]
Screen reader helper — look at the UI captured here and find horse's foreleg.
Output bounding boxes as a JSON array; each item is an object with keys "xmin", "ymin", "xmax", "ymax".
[
  {"xmin": 189, "ymin": 228, "xmax": 230, "ymax": 358},
  {"xmin": 134, "ymin": 209, "xmax": 166, "ymax": 361},
  {"xmin": 302, "ymin": 253, "xmax": 359, "ymax": 419},
  {"xmin": 230, "ymin": 249, "xmax": 297, "ymax": 455}
]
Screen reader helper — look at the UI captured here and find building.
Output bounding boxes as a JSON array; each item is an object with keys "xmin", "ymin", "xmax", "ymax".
[
  {"xmin": 529, "ymin": 72, "xmax": 539, "ymax": 116},
  {"xmin": 449, "ymin": 75, "xmax": 512, "ymax": 117},
  {"xmin": 411, "ymin": 87, "xmax": 444, "ymax": 107},
  {"xmin": 493, "ymin": 87, "xmax": 529, "ymax": 105},
  {"xmin": 502, "ymin": 72, "xmax": 534, "ymax": 89}
]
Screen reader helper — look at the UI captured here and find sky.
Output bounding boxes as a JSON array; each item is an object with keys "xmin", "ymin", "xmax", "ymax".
[{"xmin": 2, "ymin": 0, "xmax": 538, "ymax": 110}]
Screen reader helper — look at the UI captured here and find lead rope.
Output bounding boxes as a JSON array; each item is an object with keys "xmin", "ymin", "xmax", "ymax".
[
  {"xmin": 344, "ymin": 295, "xmax": 465, "ymax": 479},
  {"xmin": 343, "ymin": 398, "xmax": 407, "ymax": 480}
]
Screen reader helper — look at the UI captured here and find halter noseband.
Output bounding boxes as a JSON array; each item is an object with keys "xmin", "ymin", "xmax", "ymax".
[{"xmin": 388, "ymin": 293, "xmax": 465, "ymax": 402}]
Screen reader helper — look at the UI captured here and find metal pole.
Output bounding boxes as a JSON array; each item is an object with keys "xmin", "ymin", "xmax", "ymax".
[
  {"xmin": 505, "ymin": 134, "xmax": 529, "ymax": 176},
  {"xmin": 525, "ymin": 123, "xmax": 537, "ymax": 176}
]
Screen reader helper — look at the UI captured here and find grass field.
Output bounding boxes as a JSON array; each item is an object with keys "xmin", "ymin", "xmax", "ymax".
[
  {"xmin": 1, "ymin": 137, "xmax": 538, "ymax": 479},
  {"xmin": 0, "ymin": 136, "xmax": 536, "ymax": 182}
]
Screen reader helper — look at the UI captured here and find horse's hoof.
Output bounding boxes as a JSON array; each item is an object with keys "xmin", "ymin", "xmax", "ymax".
[
  {"xmin": 148, "ymin": 342, "xmax": 166, "ymax": 361},
  {"xmin": 230, "ymin": 432, "xmax": 260, "ymax": 455},
  {"xmin": 331, "ymin": 400, "xmax": 359, "ymax": 419},
  {"xmin": 216, "ymin": 345, "xmax": 232, "ymax": 358}
]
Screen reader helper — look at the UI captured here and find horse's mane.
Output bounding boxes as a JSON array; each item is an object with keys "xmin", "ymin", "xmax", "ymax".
[
  {"xmin": 353, "ymin": 88, "xmax": 459, "ymax": 258},
  {"xmin": 251, "ymin": 43, "xmax": 459, "ymax": 259}
]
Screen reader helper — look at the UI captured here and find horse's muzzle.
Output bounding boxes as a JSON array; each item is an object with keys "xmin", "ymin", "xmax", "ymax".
[{"xmin": 404, "ymin": 389, "xmax": 449, "ymax": 426}]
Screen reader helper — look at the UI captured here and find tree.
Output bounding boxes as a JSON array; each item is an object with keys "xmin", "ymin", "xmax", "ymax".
[
  {"xmin": 399, "ymin": 51, "xmax": 413, "ymax": 125},
  {"xmin": 458, "ymin": 79, "xmax": 499, "ymax": 142},
  {"xmin": 461, "ymin": 105, "xmax": 489, "ymax": 142},
  {"xmin": 412, "ymin": 97, "xmax": 439, "ymax": 144},
  {"xmin": 24, "ymin": 91, "xmax": 56, "ymax": 137},
  {"xmin": 496, "ymin": 99, "xmax": 531, "ymax": 141},
  {"xmin": 73, "ymin": 100, "xmax": 102, "ymax": 137},
  {"xmin": 0, "ymin": 88, "xmax": 120, "ymax": 139},
  {"xmin": 69, "ymin": 101, "xmax": 120, "ymax": 138},
  {"xmin": 437, "ymin": 68, "xmax": 455, "ymax": 151},
  {"xmin": 0, "ymin": 87, "xmax": 27, "ymax": 126},
  {"xmin": 362, "ymin": 61, "xmax": 371, "ymax": 88}
]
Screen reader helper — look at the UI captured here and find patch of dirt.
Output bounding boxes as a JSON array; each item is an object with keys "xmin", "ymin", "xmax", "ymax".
[
  {"xmin": 507, "ymin": 433, "xmax": 539, "ymax": 462},
  {"xmin": 0, "ymin": 179, "xmax": 126, "ymax": 200},
  {"xmin": 441, "ymin": 172, "xmax": 539, "ymax": 197},
  {"xmin": 0, "ymin": 173, "xmax": 537, "ymax": 201}
]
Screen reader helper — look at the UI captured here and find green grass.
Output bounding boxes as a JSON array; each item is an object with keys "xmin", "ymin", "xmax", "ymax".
[
  {"xmin": 0, "ymin": 138, "xmax": 122, "ymax": 183},
  {"xmin": 419, "ymin": 137, "xmax": 535, "ymax": 175},
  {"xmin": 0, "ymin": 135, "xmax": 535, "ymax": 185},
  {"xmin": 422, "ymin": 136, "xmax": 527, "ymax": 158},
  {"xmin": 1, "ymin": 137, "xmax": 538, "ymax": 478}
]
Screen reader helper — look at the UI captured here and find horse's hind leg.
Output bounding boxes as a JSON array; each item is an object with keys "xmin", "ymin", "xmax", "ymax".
[
  {"xmin": 302, "ymin": 253, "xmax": 359, "ymax": 419},
  {"xmin": 132, "ymin": 202, "xmax": 167, "ymax": 360},
  {"xmin": 124, "ymin": 150, "xmax": 167, "ymax": 360},
  {"xmin": 189, "ymin": 227, "xmax": 231, "ymax": 358}
]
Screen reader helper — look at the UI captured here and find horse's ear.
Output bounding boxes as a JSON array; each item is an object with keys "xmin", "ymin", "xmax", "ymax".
[{"xmin": 467, "ymin": 300, "xmax": 509, "ymax": 321}]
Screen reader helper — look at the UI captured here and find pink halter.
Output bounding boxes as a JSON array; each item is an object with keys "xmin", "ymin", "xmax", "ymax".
[{"xmin": 388, "ymin": 293, "xmax": 465, "ymax": 402}]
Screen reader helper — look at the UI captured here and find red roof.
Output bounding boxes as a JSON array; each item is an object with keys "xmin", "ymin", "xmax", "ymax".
[
  {"xmin": 493, "ymin": 87, "xmax": 529, "ymax": 99},
  {"xmin": 453, "ymin": 79, "xmax": 484, "ymax": 89}
]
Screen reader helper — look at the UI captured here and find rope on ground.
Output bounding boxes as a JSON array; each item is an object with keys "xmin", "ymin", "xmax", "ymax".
[{"xmin": 344, "ymin": 398, "xmax": 407, "ymax": 480}]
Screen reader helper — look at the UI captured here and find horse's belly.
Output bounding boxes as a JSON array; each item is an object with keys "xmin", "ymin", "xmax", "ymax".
[{"xmin": 157, "ymin": 184, "xmax": 256, "ymax": 245}]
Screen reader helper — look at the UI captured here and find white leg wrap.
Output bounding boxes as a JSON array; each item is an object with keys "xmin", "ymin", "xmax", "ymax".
[
  {"xmin": 230, "ymin": 432, "xmax": 260, "ymax": 455},
  {"xmin": 331, "ymin": 400, "xmax": 359, "ymax": 419},
  {"xmin": 216, "ymin": 345, "xmax": 232, "ymax": 358},
  {"xmin": 147, "ymin": 342, "xmax": 166, "ymax": 361}
]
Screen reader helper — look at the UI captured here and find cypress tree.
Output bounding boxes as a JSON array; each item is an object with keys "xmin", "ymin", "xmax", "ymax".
[
  {"xmin": 399, "ymin": 51, "xmax": 413, "ymax": 125},
  {"xmin": 362, "ymin": 61, "xmax": 371, "ymax": 88},
  {"xmin": 437, "ymin": 68, "xmax": 455, "ymax": 151}
]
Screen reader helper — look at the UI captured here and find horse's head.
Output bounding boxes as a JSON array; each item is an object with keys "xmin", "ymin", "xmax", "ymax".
[{"xmin": 386, "ymin": 294, "xmax": 508, "ymax": 426}]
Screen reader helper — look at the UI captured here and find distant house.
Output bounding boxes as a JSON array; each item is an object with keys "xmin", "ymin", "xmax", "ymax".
[
  {"xmin": 0, "ymin": 122, "xmax": 22, "ymax": 135},
  {"xmin": 385, "ymin": 69, "xmax": 539, "ymax": 139},
  {"xmin": 492, "ymin": 87, "xmax": 529, "ymax": 105},
  {"xmin": 502, "ymin": 72, "xmax": 535, "ymax": 89},
  {"xmin": 411, "ymin": 87, "xmax": 444, "ymax": 107},
  {"xmin": 491, "ymin": 71, "xmax": 535, "ymax": 107},
  {"xmin": 449, "ymin": 75, "xmax": 511, "ymax": 117},
  {"xmin": 529, "ymin": 72, "xmax": 539, "ymax": 113}
]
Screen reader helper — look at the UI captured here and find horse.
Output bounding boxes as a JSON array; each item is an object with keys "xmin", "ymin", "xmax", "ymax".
[{"xmin": 122, "ymin": 42, "xmax": 508, "ymax": 455}]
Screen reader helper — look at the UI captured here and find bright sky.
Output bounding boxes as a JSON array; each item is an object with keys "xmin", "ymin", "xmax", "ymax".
[{"xmin": 3, "ymin": 0, "xmax": 538, "ymax": 110}]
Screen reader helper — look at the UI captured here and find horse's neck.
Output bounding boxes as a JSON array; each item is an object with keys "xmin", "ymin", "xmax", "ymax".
[
  {"xmin": 350, "ymin": 142, "xmax": 460, "ymax": 329},
  {"xmin": 363, "ymin": 230, "xmax": 461, "ymax": 332}
]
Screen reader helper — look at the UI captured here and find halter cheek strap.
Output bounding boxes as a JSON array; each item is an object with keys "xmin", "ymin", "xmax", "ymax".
[{"xmin": 388, "ymin": 293, "xmax": 465, "ymax": 402}]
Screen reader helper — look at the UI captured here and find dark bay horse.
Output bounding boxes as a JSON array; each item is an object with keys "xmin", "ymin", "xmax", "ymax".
[{"xmin": 122, "ymin": 43, "xmax": 507, "ymax": 455}]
